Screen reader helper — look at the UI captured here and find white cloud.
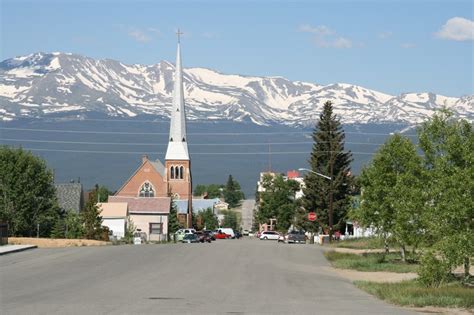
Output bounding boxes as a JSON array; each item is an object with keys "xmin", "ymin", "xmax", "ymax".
[
  {"xmin": 435, "ymin": 17, "xmax": 474, "ymax": 41},
  {"xmin": 299, "ymin": 24, "xmax": 334, "ymax": 36},
  {"xmin": 128, "ymin": 29, "xmax": 151, "ymax": 43},
  {"xmin": 299, "ymin": 24, "xmax": 352, "ymax": 49},
  {"xmin": 147, "ymin": 28, "xmax": 161, "ymax": 36},
  {"xmin": 378, "ymin": 31, "xmax": 393, "ymax": 39},
  {"xmin": 401, "ymin": 43, "xmax": 416, "ymax": 49},
  {"xmin": 202, "ymin": 32, "xmax": 219, "ymax": 39}
]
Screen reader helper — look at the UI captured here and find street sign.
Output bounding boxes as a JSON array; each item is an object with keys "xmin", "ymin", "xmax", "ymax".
[{"xmin": 308, "ymin": 212, "xmax": 317, "ymax": 221}]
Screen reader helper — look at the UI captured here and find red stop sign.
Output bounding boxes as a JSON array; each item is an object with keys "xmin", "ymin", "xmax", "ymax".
[{"xmin": 308, "ymin": 212, "xmax": 317, "ymax": 221}]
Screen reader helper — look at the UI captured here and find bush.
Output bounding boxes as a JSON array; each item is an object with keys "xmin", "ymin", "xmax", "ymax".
[{"xmin": 418, "ymin": 251, "xmax": 450, "ymax": 288}]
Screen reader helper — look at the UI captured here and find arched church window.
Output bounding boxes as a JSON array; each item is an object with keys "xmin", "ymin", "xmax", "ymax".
[
  {"xmin": 170, "ymin": 166, "xmax": 175, "ymax": 179},
  {"xmin": 139, "ymin": 182, "xmax": 155, "ymax": 197},
  {"xmin": 180, "ymin": 166, "xmax": 184, "ymax": 179},
  {"xmin": 175, "ymin": 166, "xmax": 180, "ymax": 179},
  {"xmin": 170, "ymin": 137, "xmax": 173, "ymax": 142}
]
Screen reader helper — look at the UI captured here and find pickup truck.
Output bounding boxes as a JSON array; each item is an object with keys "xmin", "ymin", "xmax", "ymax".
[{"xmin": 285, "ymin": 230, "xmax": 306, "ymax": 244}]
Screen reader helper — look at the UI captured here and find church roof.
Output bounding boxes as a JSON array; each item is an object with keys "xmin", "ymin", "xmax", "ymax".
[
  {"xmin": 149, "ymin": 160, "xmax": 165, "ymax": 177},
  {"xmin": 165, "ymin": 42, "xmax": 189, "ymax": 161},
  {"xmin": 108, "ymin": 196, "xmax": 171, "ymax": 214}
]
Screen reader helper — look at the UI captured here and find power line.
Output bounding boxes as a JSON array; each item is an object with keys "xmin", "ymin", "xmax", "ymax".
[
  {"xmin": 0, "ymin": 138, "xmax": 388, "ymax": 146},
  {"xmin": 14, "ymin": 147, "xmax": 376, "ymax": 155},
  {"xmin": 0, "ymin": 127, "xmax": 418, "ymax": 137}
]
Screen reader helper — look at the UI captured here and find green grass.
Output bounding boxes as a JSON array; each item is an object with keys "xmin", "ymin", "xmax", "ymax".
[
  {"xmin": 324, "ymin": 251, "xmax": 418, "ymax": 273},
  {"xmin": 355, "ymin": 280, "xmax": 474, "ymax": 308},
  {"xmin": 329, "ymin": 237, "xmax": 396, "ymax": 250}
]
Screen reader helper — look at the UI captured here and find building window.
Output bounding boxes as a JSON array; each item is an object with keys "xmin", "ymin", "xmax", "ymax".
[
  {"xmin": 175, "ymin": 166, "xmax": 180, "ymax": 179},
  {"xmin": 139, "ymin": 182, "xmax": 155, "ymax": 197},
  {"xmin": 170, "ymin": 166, "xmax": 175, "ymax": 179},
  {"xmin": 149, "ymin": 223, "xmax": 162, "ymax": 235},
  {"xmin": 180, "ymin": 166, "xmax": 184, "ymax": 179}
]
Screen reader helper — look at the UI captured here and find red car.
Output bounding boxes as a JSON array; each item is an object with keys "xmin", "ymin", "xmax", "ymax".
[{"xmin": 214, "ymin": 231, "xmax": 231, "ymax": 239}]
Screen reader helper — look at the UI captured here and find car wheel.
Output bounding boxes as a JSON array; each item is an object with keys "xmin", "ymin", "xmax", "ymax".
[{"xmin": 264, "ymin": 236, "xmax": 268, "ymax": 240}]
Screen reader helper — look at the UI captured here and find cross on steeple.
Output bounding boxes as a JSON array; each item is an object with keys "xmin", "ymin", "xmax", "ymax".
[{"xmin": 176, "ymin": 29, "xmax": 184, "ymax": 43}]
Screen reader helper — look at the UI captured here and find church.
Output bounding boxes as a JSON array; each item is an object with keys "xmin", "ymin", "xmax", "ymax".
[{"xmin": 103, "ymin": 38, "xmax": 193, "ymax": 241}]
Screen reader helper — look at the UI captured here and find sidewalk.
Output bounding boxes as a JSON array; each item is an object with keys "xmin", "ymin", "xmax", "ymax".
[{"xmin": 0, "ymin": 244, "xmax": 37, "ymax": 255}]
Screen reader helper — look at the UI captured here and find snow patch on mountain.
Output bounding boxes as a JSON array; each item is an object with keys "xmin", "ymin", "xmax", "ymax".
[{"xmin": 0, "ymin": 52, "xmax": 472, "ymax": 125}]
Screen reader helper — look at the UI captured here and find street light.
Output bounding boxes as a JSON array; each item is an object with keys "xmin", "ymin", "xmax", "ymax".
[
  {"xmin": 297, "ymin": 168, "xmax": 332, "ymax": 180},
  {"xmin": 298, "ymin": 167, "xmax": 334, "ymax": 243}
]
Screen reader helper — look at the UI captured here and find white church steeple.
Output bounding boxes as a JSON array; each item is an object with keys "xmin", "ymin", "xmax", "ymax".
[{"xmin": 165, "ymin": 30, "xmax": 189, "ymax": 161}]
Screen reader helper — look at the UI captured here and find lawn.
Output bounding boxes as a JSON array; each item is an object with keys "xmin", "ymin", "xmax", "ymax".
[
  {"xmin": 324, "ymin": 251, "xmax": 418, "ymax": 273},
  {"xmin": 329, "ymin": 237, "xmax": 396, "ymax": 250},
  {"xmin": 355, "ymin": 280, "xmax": 474, "ymax": 308}
]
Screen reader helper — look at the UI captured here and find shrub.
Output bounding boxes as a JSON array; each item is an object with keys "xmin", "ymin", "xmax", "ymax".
[{"xmin": 418, "ymin": 251, "xmax": 450, "ymax": 288}]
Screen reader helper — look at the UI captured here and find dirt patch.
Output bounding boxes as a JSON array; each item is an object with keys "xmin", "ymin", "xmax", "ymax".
[
  {"xmin": 409, "ymin": 306, "xmax": 474, "ymax": 315},
  {"xmin": 327, "ymin": 247, "xmax": 399, "ymax": 255},
  {"xmin": 328, "ymin": 266, "xmax": 418, "ymax": 283},
  {"xmin": 9, "ymin": 237, "xmax": 109, "ymax": 248}
]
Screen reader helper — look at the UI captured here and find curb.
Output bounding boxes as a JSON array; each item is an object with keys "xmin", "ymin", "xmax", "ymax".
[{"xmin": 0, "ymin": 245, "xmax": 38, "ymax": 256}]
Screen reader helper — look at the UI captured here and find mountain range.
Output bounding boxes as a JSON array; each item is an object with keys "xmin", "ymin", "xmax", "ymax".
[{"xmin": 1, "ymin": 52, "xmax": 472, "ymax": 125}]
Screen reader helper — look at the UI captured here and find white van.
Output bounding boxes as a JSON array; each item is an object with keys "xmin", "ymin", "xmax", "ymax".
[{"xmin": 217, "ymin": 228, "xmax": 235, "ymax": 239}]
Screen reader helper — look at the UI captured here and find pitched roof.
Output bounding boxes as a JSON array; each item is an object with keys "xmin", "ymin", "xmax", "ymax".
[
  {"xmin": 165, "ymin": 42, "xmax": 189, "ymax": 161},
  {"xmin": 115, "ymin": 157, "xmax": 165, "ymax": 195},
  {"xmin": 55, "ymin": 183, "xmax": 83, "ymax": 213},
  {"xmin": 108, "ymin": 196, "xmax": 170, "ymax": 214},
  {"xmin": 97, "ymin": 202, "xmax": 128, "ymax": 218},
  {"xmin": 149, "ymin": 160, "xmax": 165, "ymax": 177}
]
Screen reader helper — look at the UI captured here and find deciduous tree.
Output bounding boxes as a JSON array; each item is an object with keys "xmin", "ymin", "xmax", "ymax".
[{"xmin": 0, "ymin": 146, "xmax": 61, "ymax": 236}]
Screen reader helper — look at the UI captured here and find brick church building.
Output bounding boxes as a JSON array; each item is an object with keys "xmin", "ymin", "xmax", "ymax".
[{"xmin": 104, "ymin": 39, "xmax": 193, "ymax": 240}]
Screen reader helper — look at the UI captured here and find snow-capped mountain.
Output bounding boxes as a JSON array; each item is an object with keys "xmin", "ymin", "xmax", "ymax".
[{"xmin": 0, "ymin": 52, "xmax": 472, "ymax": 125}]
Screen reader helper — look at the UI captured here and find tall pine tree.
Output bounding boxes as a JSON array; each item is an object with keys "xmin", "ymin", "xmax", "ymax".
[
  {"xmin": 302, "ymin": 101, "xmax": 353, "ymax": 238},
  {"xmin": 82, "ymin": 189, "xmax": 103, "ymax": 240}
]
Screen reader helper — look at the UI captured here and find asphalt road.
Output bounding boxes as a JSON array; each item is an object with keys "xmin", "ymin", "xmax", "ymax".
[{"xmin": 0, "ymin": 238, "xmax": 417, "ymax": 315}]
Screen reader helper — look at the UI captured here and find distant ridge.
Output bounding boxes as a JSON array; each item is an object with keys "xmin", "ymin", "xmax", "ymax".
[{"xmin": 1, "ymin": 52, "xmax": 472, "ymax": 124}]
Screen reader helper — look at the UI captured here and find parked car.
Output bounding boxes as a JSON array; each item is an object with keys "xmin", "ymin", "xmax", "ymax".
[
  {"xmin": 259, "ymin": 231, "xmax": 280, "ymax": 240},
  {"xmin": 217, "ymin": 228, "xmax": 235, "ymax": 238},
  {"xmin": 286, "ymin": 230, "xmax": 307, "ymax": 244},
  {"xmin": 181, "ymin": 233, "xmax": 199, "ymax": 243},
  {"xmin": 195, "ymin": 231, "xmax": 212, "ymax": 243},
  {"xmin": 175, "ymin": 229, "xmax": 195, "ymax": 241},
  {"xmin": 214, "ymin": 231, "xmax": 231, "ymax": 239},
  {"xmin": 242, "ymin": 229, "xmax": 250, "ymax": 236},
  {"xmin": 278, "ymin": 234, "xmax": 285, "ymax": 243},
  {"xmin": 203, "ymin": 230, "xmax": 216, "ymax": 241},
  {"xmin": 234, "ymin": 231, "xmax": 242, "ymax": 239}
]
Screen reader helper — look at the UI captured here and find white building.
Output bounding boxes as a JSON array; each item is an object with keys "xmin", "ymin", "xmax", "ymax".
[{"xmin": 98, "ymin": 202, "xmax": 128, "ymax": 239}]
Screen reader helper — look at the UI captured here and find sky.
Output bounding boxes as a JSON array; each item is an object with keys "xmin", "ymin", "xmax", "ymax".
[{"xmin": 1, "ymin": 0, "xmax": 473, "ymax": 97}]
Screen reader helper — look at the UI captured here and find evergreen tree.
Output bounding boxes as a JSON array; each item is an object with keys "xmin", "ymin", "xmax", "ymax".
[
  {"xmin": 82, "ymin": 189, "xmax": 103, "ymax": 240},
  {"xmin": 64, "ymin": 210, "xmax": 84, "ymax": 239},
  {"xmin": 0, "ymin": 146, "xmax": 61, "ymax": 237},
  {"xmin": 50, "ymin": 216, "xmax": 65, "ymax": 239},
  {"xmin": 224, "ymin": 175, "xmax": 244, "ymax": 208},
  {"xmin": 168, "ymin": 198, "xmax": 182, "ymax": 236},
  {"xmin": 302, "ymin": 101, "xmax": 353, "ymax": 238}
]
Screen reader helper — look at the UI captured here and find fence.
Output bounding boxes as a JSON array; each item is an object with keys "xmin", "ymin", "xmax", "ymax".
[{"xmin": 0, "ymin": 222, "xmax": 8, "ymax": 245}]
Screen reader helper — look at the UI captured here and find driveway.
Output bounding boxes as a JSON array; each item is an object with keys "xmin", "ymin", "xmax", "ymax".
[{"xmin": 0, "ymin": 238, "xmax": 417, "ymax": 314}]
